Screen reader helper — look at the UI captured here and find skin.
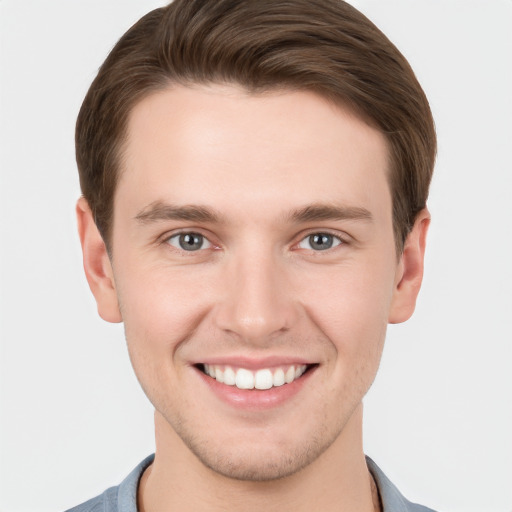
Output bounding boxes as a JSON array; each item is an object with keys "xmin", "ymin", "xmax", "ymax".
[{"xmin": 77, "ymin": 84, "xmax": 429, "ymax": 512}]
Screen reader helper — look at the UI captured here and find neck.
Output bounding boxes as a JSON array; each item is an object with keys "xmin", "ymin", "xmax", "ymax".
[{"xmin": 139, "ymin": 404, "xmax": 379, "ymax": 512}]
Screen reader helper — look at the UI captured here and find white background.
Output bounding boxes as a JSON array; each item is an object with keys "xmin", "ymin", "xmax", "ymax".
[{"xmin": 0, "ymin": 1, "xmax": 511, "ymax": 511}]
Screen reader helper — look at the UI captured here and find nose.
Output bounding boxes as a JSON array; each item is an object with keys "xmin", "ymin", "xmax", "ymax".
[{"xmin": 213, "ymin": 249, "xmax": 299, "ymax": 344}]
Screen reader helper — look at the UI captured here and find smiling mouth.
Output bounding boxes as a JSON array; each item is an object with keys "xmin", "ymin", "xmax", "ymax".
[{"xmin": 197, "ymin": 364, "xmax": 315, "ymax": 390}]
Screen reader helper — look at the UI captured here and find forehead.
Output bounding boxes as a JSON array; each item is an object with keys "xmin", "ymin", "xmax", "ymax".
[{"xmin": 117, "ymin": 84, "xmax": 391, "ymax": 222}]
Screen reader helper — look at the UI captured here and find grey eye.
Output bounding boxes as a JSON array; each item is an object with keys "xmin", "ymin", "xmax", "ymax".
[
  {"xmin": 167, "ymin": 232, "xmax": 212, "ymax": 251},
  {"xmin": 298, "ymin": 233, "xmax": 342, "ymax": 251}
]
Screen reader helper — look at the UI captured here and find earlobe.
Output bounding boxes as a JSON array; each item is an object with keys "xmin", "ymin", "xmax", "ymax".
[
  {"xmin": 76, "ymin": 197, "xmax": 122, "ymax": 323},
  {"xmin": 388, "ymin": 208, "xmax": 430, "ymax": 324}
]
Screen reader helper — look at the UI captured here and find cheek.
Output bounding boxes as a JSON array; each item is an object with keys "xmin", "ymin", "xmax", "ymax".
[
  {"xmin": 297, "ymin": 259, "xmax": 395, "ymax": 357},
  {"xmin": 115, "ymin": 261, "xmax": 215, "ymax": 356},
  {"xmin": 117, "ymin": 265, "xmax": 216, "ymax": 411},
  {"xmin": 302, "ymin": 267, "xmax": 391, "ymax": 410}
]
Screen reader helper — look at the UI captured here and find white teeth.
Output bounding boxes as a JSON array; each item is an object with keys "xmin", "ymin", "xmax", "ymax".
[
  {"xmin": 273, "ymin": 368, "xmax": 285, "ymax": 387},
  {"xmin": 223, "ymin": 366, "xmax": 236, "ymax": 385},
  {"xmin": 215, "ymin": 367, "xmax": 224, "ymax": 383},
  {"xmin": 203, "ymin": 364, "xmax": 309, "ymax": 390},
  {"xmin": 235, "ymin": 368, "xmax": 255, "ymax": 389},
  {"xmin": 255, "ymin": 369, "xmax": 273, "ymax": 390}
]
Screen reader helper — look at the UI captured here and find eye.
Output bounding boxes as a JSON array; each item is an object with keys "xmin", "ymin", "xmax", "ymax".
[
  {"xmin": 167, "ymin": 232, "xmax": 212, "ymax": 251},
  {"xmin": 298, "ymin": 232, "xmax": 343, "ymax": 251}
]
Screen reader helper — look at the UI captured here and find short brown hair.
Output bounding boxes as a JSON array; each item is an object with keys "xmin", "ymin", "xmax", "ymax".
[{"xmin": 76, "ymin": 0, "xmax": 436, "ymax": 252}]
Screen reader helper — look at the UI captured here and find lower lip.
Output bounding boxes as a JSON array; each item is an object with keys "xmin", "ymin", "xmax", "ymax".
[{"xmin": 195, "ymin": 366, "xmax": 316, "ymax": 410}]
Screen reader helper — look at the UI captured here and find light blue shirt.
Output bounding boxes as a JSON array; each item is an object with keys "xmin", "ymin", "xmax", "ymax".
[{"xmin": 65, "ymin": 454, "xmax": 437, "ymax": 512}]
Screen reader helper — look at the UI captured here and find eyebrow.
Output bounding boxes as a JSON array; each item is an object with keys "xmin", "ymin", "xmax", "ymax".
[
  {"xmin": 288, "ymin": 203, "xmax": 373, "ymax": 223},
  {"xmin": 135, "ymin": 201, "xmax": 222, "ymax": 224},
  {"xmin": 135, "ymin": 201, "xmax": 373, "ymax": 225}
]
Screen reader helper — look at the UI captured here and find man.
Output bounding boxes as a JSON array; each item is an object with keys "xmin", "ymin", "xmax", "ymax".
[{"xmin": 69, "ymin": 0, "xmax": 436, "ymax": 510}]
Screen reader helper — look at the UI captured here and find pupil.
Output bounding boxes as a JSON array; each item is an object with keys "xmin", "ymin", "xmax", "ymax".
[
  {"xmin": 310, "ymin": 233, "xmax": 332, "ymax": 250},
  {"xmin": 179, "ymin": 233, "xmax": 202, "ymax": 251}
]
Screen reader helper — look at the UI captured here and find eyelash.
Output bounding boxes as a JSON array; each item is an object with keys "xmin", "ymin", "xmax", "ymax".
[{"xmin": 162, "ymin": 230, "xmax": 347, "ymax": 254}]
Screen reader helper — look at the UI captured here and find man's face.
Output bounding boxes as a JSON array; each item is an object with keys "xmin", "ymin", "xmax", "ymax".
[{"xmin": 104, "ymin": 84, "xmax": 408, "ymax": 480}]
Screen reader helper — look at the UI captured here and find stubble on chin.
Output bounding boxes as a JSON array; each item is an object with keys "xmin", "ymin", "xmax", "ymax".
[{"xmin": 157, "ymin": 393, "xmax": 359, "ymax": 483}]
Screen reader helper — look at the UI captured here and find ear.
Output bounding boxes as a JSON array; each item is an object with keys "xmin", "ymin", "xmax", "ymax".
[
  {"xmin": 388, "ymin": 208, "xmax": 430, "ymax": 324},
  {"xmin": 76, "ymin": 197, "xmax": 122, "ymax": 323}
]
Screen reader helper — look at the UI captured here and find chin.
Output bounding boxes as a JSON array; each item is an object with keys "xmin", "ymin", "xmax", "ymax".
[
  {"xmin": 203, "ymin": 459, "xmax": 304, "ymax": 482},
  {"xmin": 171, "ymin": 416, "xmax": 337, "ymax": 482},
  {"xmin": 192, "ymin": 444, "xmax": 322, "ymax": 482}
]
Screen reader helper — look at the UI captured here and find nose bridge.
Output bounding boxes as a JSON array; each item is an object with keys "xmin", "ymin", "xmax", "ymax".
[{"xmin": 215, "ymin": 243, "xmax": 296, "ymax": 342}]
